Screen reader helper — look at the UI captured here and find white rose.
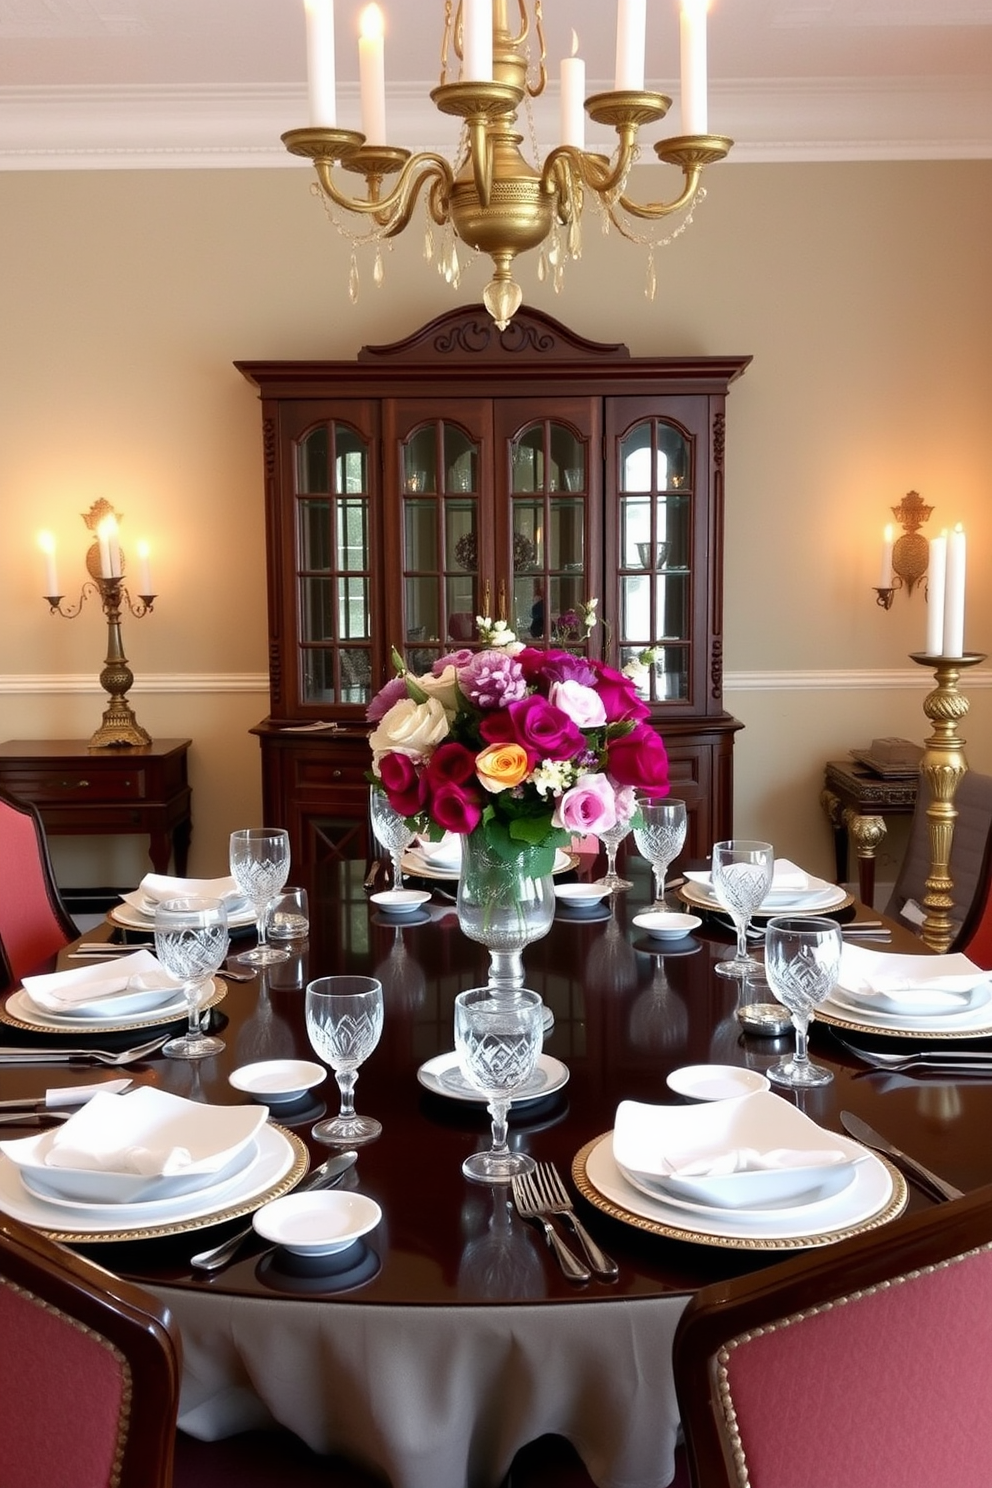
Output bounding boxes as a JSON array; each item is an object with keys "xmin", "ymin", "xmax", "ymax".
[
  {"xmin": 416, "ymin": 665, "xmax": 460, "ymax": 713},
  {"xmin": 369, "ymin": 696, "xmax": 450, "ymax": 766}
]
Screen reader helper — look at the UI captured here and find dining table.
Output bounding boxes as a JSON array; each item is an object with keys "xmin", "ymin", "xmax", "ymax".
[{"xmin": 3, "ymin": 854, "xmax": 992, "ymax": 1488}]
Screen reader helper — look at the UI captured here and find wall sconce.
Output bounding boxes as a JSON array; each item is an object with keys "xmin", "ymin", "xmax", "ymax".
[
  {"xmin": 37, "ymin": 499, "xmax": 156, "ymax": 749},
  {"xmin": 874, "ymin": 490, "xmax": 933, "ymax": 610}
]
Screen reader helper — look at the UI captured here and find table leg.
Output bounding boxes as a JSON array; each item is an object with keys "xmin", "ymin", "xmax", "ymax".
[
  {"xmin": 841, "ymin": 808, "xmax": 886, "ymax": 908},
  {"xmin": 820, "ymin": 788, "xmax": 847, "ymax": 885}
]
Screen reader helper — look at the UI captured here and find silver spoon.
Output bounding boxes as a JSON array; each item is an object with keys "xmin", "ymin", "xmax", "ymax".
[{"xmin": 189, "ymin": 1149, "xmax": 359, "ymax": 1272}]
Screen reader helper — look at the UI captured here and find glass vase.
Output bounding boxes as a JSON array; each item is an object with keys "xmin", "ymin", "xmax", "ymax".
[{"xmin": 456, "ymin": 827, "xmax": 555, "ymax": 993}]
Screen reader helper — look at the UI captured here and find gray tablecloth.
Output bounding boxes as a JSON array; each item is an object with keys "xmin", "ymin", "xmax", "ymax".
[{"xmin": 154, "ymin": 1286, "xmax": 690, "ymax": 1488}]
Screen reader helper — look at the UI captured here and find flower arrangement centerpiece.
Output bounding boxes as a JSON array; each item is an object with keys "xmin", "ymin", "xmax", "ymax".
[{"xmin": 367, "ymin": 616, "xmax": 670, "ymax": 984}]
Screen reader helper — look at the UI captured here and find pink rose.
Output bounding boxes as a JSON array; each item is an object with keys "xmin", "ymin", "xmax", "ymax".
[
  {"xmin": 552, "ymin": 773, "xmax": 618, "ymax": 834},
  {"xmin": 548, "ymin": 679, "xmax": 607, "ymax": 729}
]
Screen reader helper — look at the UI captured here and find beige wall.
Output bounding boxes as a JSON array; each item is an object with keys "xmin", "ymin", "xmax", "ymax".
[{"xmin": 1, "ymin": 159, "xmax": 989, "ymax": 890}]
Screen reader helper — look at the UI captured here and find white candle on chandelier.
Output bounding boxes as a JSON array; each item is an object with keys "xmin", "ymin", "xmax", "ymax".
[
  {"xmin": 97, "ymin": 517, "xmax": 113, "ymax": 578},
  {"xmin": 358, "ymin": 5, "xmax": 386, "ymax": 144},
  {"xmin": 136, "ymin": 540, "xmax": 153, "ymax": 595},
  {"xmin": 304, "ymin": 0, "xmax": 337, "ymax": 128},
  {"xmin": 614, "ymin": 0, "xmax": 646, "ymax": 92},
  {"xmin": 560, "ymin": 31, "xmax": 586, "ymax": 150},
  {"xmin": 926, "ymin": 529, "xmax": 947, "ymax": 656},
  {"xmin": 679, "ymin": 0, "xmax": 708, "ymax": 136},
  {"xmin": 38, "ymin": 531, "xmax": 58, "ymax": 595},
  {"xmin": 879, "ymin": 524, "xmax": 894, "ymax": 589},
  {"xmin": 943, "ymin": 523, "xmax": 967, "ymax": 658},
  {"xmin": 462, "ymin": 0, "xmax": 493, "ymax": 82}
]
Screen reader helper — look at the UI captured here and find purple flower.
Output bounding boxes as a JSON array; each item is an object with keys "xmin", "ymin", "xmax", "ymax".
[
  {"xmin": 433, "ymin": 649, "xmax": 474, "ymax": 674},
  {"xmin": 458, "ymin": 650, "xmax": 527, "ymax": 710},
  {"xmin": 366, "ymin": 675, "xmax": 409, "ymax": 722}
]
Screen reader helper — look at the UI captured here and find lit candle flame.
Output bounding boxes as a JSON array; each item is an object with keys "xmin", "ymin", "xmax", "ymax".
[{"xmin": 360, "ymin": 3, "xmax": 383, "ymax": 40}]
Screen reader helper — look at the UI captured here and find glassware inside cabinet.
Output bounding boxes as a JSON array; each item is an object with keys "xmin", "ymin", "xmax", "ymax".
[{"xmin": 401, "ymin": 420, "xmax": 482, "ymax": 666}]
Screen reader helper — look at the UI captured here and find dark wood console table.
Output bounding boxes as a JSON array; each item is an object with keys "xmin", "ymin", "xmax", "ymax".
[
  {"xmin": 821, "ymin": 758, "xmax": 919, "ymax": 907},
  {"xmin": 0, "ymin": 738, "xmax": 192, "ymax": 875}
]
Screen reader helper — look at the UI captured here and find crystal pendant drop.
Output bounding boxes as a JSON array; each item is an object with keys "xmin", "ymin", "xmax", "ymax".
[
  {"xmin": 568, "ymin": 216, "xmax": 582, "ymax": 260},
  {"xmin": 483, "ymin": 277, "xmax": 523, "ymax": 331},
  {"xmin": 537, "ymin": 251, "xmax": 547, "ymax": 283},
  {"xmin": 645, "ymin": 252, "xmax": 657, "ymax": 302},
  {"xmin": 348, "ymin": 254, "xmax": 360, "ymax": 305},
  {"xmin": 450, "ymin": 244, "xmax": 461, "ymax": 288},
  {"xmin": 423, "ymin": 226, "xmax": 434, "ymax": 262},
  {"xmin": 373, "ymin": 249, "xmax": 385, "ymax": 287}
]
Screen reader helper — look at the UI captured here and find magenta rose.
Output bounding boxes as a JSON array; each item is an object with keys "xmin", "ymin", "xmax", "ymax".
[
  {"xmin": 481, "ymin": 694, "xmax": 585, "ymax": 763},
  {"xmin": 429, "ymin": 780, "xmax": 483, "ymax": 834},
  {"xmin": 377, "ymin": 752, "xmax": 423, "ymax": 818},
  {"xmin": 607, "ymin": 723, "xmax": 670, "ymax": 792},
  {"xmin": 592, "ymin": 663, "xmax": 651, "ymax": 724},
  {"xmin": 423, "ymin": 740, "xmax": 477, "ymax": 787},
  {"xmin": 516, "ymin": 647, "xmax": 597, "ymax": 690}
]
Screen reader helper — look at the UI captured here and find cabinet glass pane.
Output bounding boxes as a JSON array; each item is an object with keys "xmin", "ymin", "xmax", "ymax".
[
  {"xmin": 334, "ymin": 428, "xmax": 368, "ymax": 494},
  {"xmin": 301, "ymin": 577, "xmax": 333, "ymax": 642},
  {"xmin": 337, "ymin": 576, "xmax": 370, "ymax": 639},
  {"xmin": 620, "ymin": 644, "xmax": 689, "ymax": 702},
  {"xmin": 405, "ymin": 576, "xmax": 439, "ymax": 647},
  {"xmin": 337, "ymin": 497, "xmax": 368, "ymax": 572},
  {"xmin": 549, "ymin": 427, "xmax": 584, "ymax": 492},
  {"xmin": 619, "ymin": 421, "xmax": 689, "ymax": 491},
  {"xmin": 620, "ymin": 573, "xmax": 690, "ymax": 644},
  {"xmin": 405, "ymin": 501, "xmax": 439, "ymax": 571},
  {"xmin": 447, "ymin": 502, "xmax": 477, "ymax": 574},
  {"xmin": 446, "ymin": 576, "xmax": 477, "ymax": 642},
  {"xmin": 299, "ymin": 500, "xmax": 331, "ymax": 570},
  {"xmin": 511, "ymin": 426, "xmax": 544, "ymax": 492},
  {"xmin": 549, "ymin": 576, "xmax": 588, "ymax": 642},
  {"xmin": 549, "ymin": 498, "xmax": 584, "ymax": 571},
  {"xmin": 620, "ymin": 494, "xmax": 689, "ymax": 570},
  {"xmin": 298, "ymin": 428, "xmax": 329, "ymax": 493},
  {"xmin": 444, "ymin": 426, "xmax": 477, "ymax": 492},
  {"xmin": 339, "ymin": 649, "xmax": 372, "ymax": 703},
  {"xmin": 404, "ymin": 428, "xmax": 437, "ymax": 493}
]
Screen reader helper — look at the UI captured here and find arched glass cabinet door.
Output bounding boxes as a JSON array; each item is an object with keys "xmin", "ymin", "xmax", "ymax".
[
  {"xmin": 400, "ymin": 420, "xmax": 481, "ymax": 672},
  {"xmin": 509, "ymin": 419, "xmax": 590, "ymax": 648},
  {"xmin": 295, "ymin": 420, "xmax": 372, "ymax": 706},
  {"xmin": 616, "ymin": 417, "xmax": 692, "ymax": 702}
]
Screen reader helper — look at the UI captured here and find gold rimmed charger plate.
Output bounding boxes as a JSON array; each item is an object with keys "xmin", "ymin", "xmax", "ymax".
[
  {"xmin": 401, "ymin": 849, "xmax": 580, "ymax": 883},
  {"xmin": 0, "ymin": 1123, "xmax": 308, "ymax": 1244},
  {"xmin": 572, "ymin": 1133, "xmax": 907, "ymax": 1252},
  {"xmin": 677, "ymin": 884, "xmax": 855, "ymax": 920},
  {"xmin": 0, "ymin": 980, "xmax": 227, "ymax": 1036},
  {"xmin": 818, "ymin": 1000, "xmax": 992, "ymax": 1042}
]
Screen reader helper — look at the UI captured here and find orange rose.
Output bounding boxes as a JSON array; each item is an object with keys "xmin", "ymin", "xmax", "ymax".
[{"xmin": 475, "ymin": 743, "xmax": 530, "ymax": 794}]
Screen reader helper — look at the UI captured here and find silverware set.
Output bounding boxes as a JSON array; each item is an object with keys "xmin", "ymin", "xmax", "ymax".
[
  {"xmin": 834, "ymin": 1034, "xmax": 992, "ymax": 1078},
  {"xmin": 512, "ymin": 1162, "xmax": 617, "ymax": 1283},
  {"xmin": 0, "ymin": 1034, "xmax": 169, "ymax": 1066},
  {"xmin": 839, "ymin": 1110, "xmax": 964, "ymax": 1202}
]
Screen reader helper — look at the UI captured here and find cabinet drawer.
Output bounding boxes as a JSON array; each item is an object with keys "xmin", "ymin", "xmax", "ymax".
[{"xmin": 0, "ymin": 767, "xmax": 147, "ymax": 803}]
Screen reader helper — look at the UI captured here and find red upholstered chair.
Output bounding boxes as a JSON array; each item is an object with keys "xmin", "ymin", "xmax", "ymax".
[
  {"xmin": 672, "ymin": 1184, "xmax": 992, "ymax": 1488},
  {"xmin": 0, "ymin": 786, "xmax": 78, "ymax": 988},
  {"xmin": 0, "ymin": 1210, "xmax": 181, "ymax": 1488}
]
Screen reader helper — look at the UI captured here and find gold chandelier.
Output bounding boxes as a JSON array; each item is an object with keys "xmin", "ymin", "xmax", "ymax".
[{"xmin": 283, "ymin": 0, "xmax": 732, "ymax": 328}]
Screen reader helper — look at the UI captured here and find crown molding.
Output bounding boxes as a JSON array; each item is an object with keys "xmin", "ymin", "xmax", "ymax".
[{"xmin": 0, "ymin": 76, "xmax": 990, "ymax": 170}]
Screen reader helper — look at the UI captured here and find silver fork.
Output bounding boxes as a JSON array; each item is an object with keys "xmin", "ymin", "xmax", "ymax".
[
  {"xmin": 0, "ymin": 1034, "xmax": 170, "ymax": 1066},
  {"xmin": 533, "ymin": 1162, "xmax": 618, "ymax": 1279},
  {"xmin": 511, "ymin": 1172, "xmax": 591, "ymax": 1283},
  {"xmin": 832, "ymin": 1036, "xmax": 992, "ymax": 1076}
]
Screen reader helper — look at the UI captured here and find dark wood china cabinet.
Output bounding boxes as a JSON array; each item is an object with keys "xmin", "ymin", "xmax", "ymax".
[{"xmin": 238, "ymin": 307, "xmax": 749, "ymax": 868}]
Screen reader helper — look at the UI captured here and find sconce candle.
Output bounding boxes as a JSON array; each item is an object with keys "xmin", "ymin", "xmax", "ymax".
[
  {"xmin": 680, "ymin": 0, "xmax": 708, "ymax": 135},
  {"xmin": 926, "ymin": 530, "xmax": 947, "ymax": 656},
  {"xmin": 880, "ymin": 524, "xmax": 894, "ymax": 588},
  {"xmin": 943, "ymin": 524, "xmax": 966, "ymax": 658},
  {"xmin": 358, "ymin": 4, "xmax": 386, "ymax": 144},
  {"xmin": 38, "ymin": 532, "xmax": 58, "ymax": 595},
  {"xmin": 136, "ymin": 541, "xmax": 153, "ymax": 595},
  {"xmin": 560, "ymin": 31, "xmax": 585, "ymax": 150},
  {"xmin": 462, "ymin": 0, "xmax": 493, "ymax": 82},
  {"xmin": 614, "ymin": 0, "xmax": 646, "ymax": 91},
  {"xmin": 304, "ymin": 0, "xmax": 337, "ymax": 127}
]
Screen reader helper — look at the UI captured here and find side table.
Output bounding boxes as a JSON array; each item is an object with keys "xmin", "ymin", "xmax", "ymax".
[
  {"xmin": 0, "ymin": 739, "xmax": 192, "ymax": 875},
  {"xmin": 821, "ymin": 759, "xmax": 918, "ymax": 908}
]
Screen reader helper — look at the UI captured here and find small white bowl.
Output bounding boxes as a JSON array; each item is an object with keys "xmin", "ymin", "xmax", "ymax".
[
  {"xmin": 554, "ymin": 882, "xmax": 610, "ymax": 912},
  {"xmin": 666, "ymin": 1065, "xmax": 770, "ymax": 1102},
  {"xmin": 253, "ymin": 1189, "xmax": 381, "ymax": 1257},
  {"xmin": 633, "ymin": 911, "xmax": 702, "ymax": 941},
  {"xmin": 370, "ymin": 889, "xmax": 431, "ymax": 915},
  {"xmin": 229, "ymin": 1060, "xmax": 327, "ymax": 1105}
]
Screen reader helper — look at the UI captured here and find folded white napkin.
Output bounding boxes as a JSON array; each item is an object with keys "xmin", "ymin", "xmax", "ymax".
[
  {"xmin": 838, "ymin": 944, "xmax": 989, "ymax": 998},
  {"xmin": 22, "ymin": 950, "xmax": 180, "ymax": 1014},
  {"xmin": 686, "ymin": 858, "xmax": 811, "ymax": 893},
  {"xmin": 137, "ymin": 873, "xmax": 246, "ymax": 909},
  {"xmin": 660, "ymin": 1146, "xmax": 850, "ymax": 1179},
  {"xmin": 415, "ymin": 833, "xmax": 462, "ymax": 867},
  {"xmin": 46, "ymin": 1090, "xmax": 194, "ymax": 1174},
  {"xmin": 41, "ymin": 1087, "xmax": 265, "ymax": 1177}
]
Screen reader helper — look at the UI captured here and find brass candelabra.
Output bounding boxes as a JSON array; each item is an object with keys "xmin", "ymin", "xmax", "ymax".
[
  {"xmin": 910, "ymin": 650, "xmax": 986, "ymax": 953},
  {"xmin": 42, "ymin": 500, "xmax": 156, "ymax": 749}
]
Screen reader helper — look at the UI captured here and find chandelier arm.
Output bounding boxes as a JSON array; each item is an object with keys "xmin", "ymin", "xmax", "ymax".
[
  {"xmin": 467, "ymin": 120, "xmax": 494, "ymax": 210},
  {"xmin": 615, "ymin": 162, "xmax": 704, "ymax": 223},
  {"xmin": 525, "ymin": 0, "xmax": 547, "ymax": 98},
  {"xmin": 311, "ymin": 152, "xmax": 455, "ymax": 225},
  {"xmin": 541, "ymin": 135, "xmax": 637, "ymax": 203},
  {"xmin": 378, "ymin": 162, "xmax": 457, "ymax": 238}
]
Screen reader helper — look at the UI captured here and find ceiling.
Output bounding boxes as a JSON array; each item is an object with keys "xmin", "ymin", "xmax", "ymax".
[{"xmin": 1, "ymin": 0, "xmax": 991, "ymax": 168}]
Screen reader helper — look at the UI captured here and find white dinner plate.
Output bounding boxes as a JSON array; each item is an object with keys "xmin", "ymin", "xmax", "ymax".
[
  {"xmin": 111, "ymin": 895, "xmax": 257, "ymax": 932},
  {"xmin": 417, "ymin": 1051, "xmax": 569, "ymax": 1105},
  {"xmin": 1, "ymin": 980, "xmax": 224, "ymax": 1035},
  {"xmin": 0, "ymin": 1122, "xmax": 305, "ymax": 1241},
  {"xmin": 401, "ymin": 849, "xmax": 577, "ymax": 883},
  {"xmin": 679, "ymin": 879, "xmax": 851, "ymax": 917},
  {"xmin": 19, "ymin": 1137, "xmax": 260, "ymax": 1213},
  {"xmin": 579, "ymin": 1132, "xmax": 901, "ymax": 1245},
  {"xmin": 828, "ymin": 981, "xmax": 990, "ymax": 1023},
  {"xmin": 819, "ymin": 986, "xmax": 992, "ymax": 1038},
  {"xmin": 618, "ymin": 1153, "xmax": 860, "ymax": 1221}
]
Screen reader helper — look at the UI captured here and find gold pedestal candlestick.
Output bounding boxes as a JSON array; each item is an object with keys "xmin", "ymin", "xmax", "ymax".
[
  {"xmin": 43, "ymin": 501, "xmax": 156, "ymax": 749},
  {"xmin": 909, "ymin": 651, "xmax": 987, "ymax": 953}
]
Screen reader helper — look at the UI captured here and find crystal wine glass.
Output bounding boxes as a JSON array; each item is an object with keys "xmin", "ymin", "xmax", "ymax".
[
  {"xmin": 153, "ymin": 896, "xmax": 230, "ymax": 1060},
  {"xmin": 711, "ymin": 839, "xmax": 774, "ymax": 978},
  {"xmin": 229, "ymin": 827, "xmax": 291, "ymax": 965},
  {"xmin": 594, "ymin": 818, "xmax": 634, "ymax": 891},
  {"xmin": 633, "ymin": 797, "xmax": 687, "ymax": 908},
  {"xmin": 453, "ymin": 986, "xmax": 544, "ymax": 1184},
  {"xmin": 369, "ymin": 789, "xmax": 416, "ymax": 889},
  {"xmin": 764, "ymin": 915, "xmax": 843, "ymax": 1088},
  {"xmin": 305, "ymin": 975, "xmax": 384, "ymax": 1146}
]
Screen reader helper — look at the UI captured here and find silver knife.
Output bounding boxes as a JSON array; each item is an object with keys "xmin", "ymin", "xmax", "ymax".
[{"xmin": 839, "ymin": 1111, "xmax": 964, "ymax": 1202}]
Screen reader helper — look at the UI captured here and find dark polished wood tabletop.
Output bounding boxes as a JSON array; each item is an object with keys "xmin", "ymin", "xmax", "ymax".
[{"xmin": 7, "ymin": 857, "xmax": 992, "ymax": 1306}]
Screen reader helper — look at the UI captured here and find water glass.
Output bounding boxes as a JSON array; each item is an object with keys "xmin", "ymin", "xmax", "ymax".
[
  {"xmin": 454, "ymin": 987, "xmax": 544, "ymax": 1184},
  {"xmin": 633, "ymin": 797, "xmax": 687, "ymax": 907},
  {"xmin": 306, "ymin": 975, "xmax": 384, "ymax": 1146},
  {"xmin": 229, "ymin": 827, "xmax": 292, "ymax": 966},
  {"xmin": 764, "ymin": 916, "xmax": 843, "ymax": 1088},
  {"xmin": 266, "ymin": 886, "xmax": 309, "ymax": 943},
  {"xmin": 594, "ymin": 817, "xmax": 634, "ymax": 891},
  {"xmin": 153, "ymin": 896, "xmax": 229, "ymax": 1060},
  {"xmin": 370, "ymin": 789, "xmax": 416, "ymax": 889},
  {"xmin": 712, "ymin": 839, "xmax": 774, "ymax": 978}
]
